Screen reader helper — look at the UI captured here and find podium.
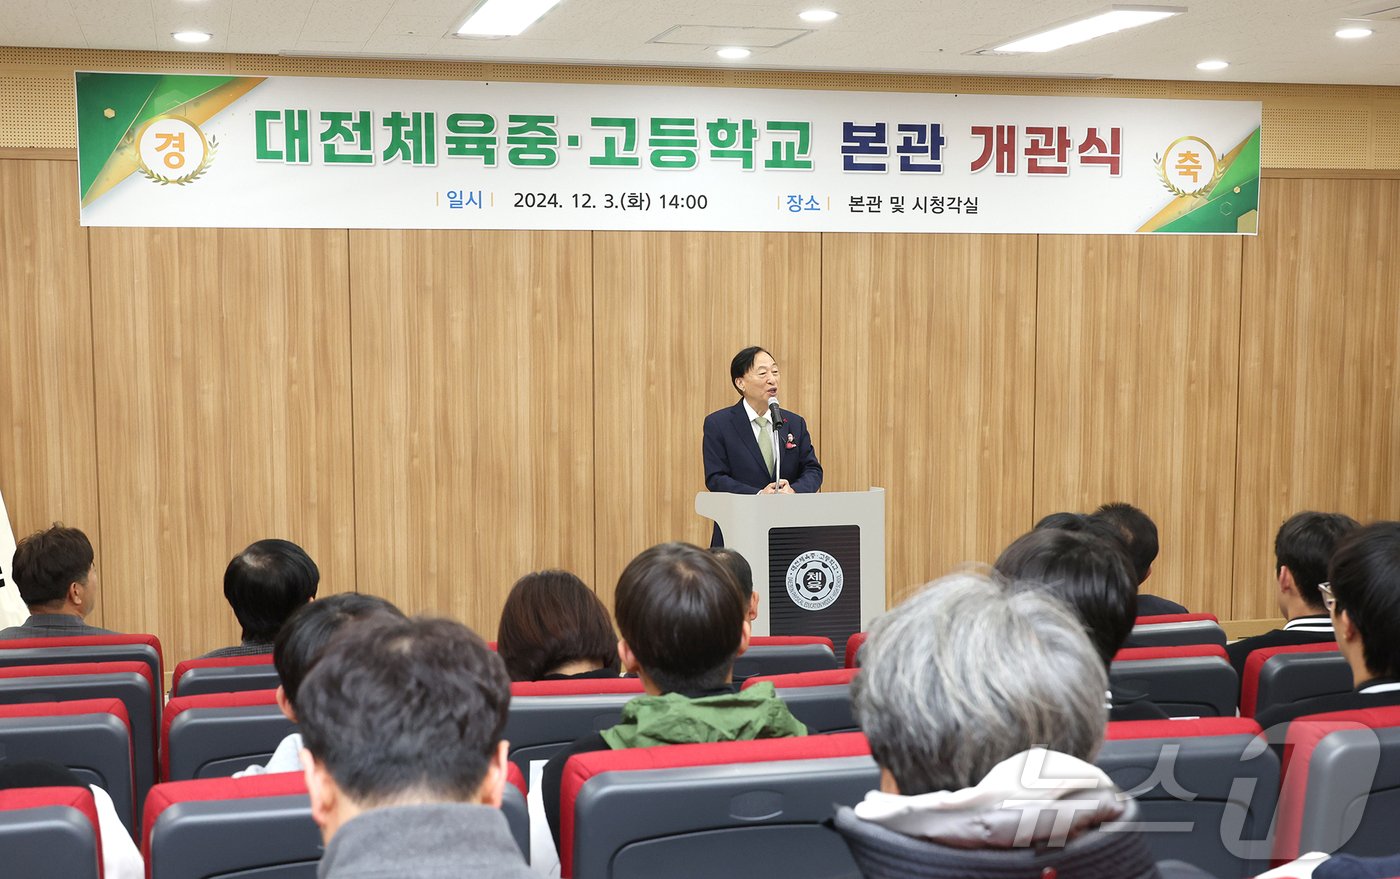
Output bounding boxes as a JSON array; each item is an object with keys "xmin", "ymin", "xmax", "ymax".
[{"xmin": 695, "ymin": 489, "xmax": 886, "ymax": 646}]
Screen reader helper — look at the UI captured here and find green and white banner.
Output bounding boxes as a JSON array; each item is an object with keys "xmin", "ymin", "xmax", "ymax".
[{"xmin": 76, "ymin": 71, "xmax": 1261, "ymax": 234}]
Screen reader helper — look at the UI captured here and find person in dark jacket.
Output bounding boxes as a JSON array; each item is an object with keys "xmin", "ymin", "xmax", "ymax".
[
  {"xmin": 1092, "ymin": 502, "xmax": 1190, "ymax": 616},
  {"xmin": 0, "ymin": 524, "xmax": 115, "ymax": 640},
  {"xmin": 202, "ymin": 539, "xmax": 319, "ymax": 658}
]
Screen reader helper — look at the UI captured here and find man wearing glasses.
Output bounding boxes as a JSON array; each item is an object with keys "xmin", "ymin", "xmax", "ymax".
[{"xmin": 1256, "ymin": 521, "xmax": 1400, "ymax": 729}]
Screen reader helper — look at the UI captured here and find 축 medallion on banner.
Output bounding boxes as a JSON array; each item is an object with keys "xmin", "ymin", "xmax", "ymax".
[
  {"xmin": 137, "ymin": 115, "xmax": 218, "ymax": 186},
  {"xmin": 786, "ymin": 550, "xmax": 844, "ymax": 612},
  {"xmin": 1154, "ymin": 135, "xmax": 1222, "ymax": 198}
]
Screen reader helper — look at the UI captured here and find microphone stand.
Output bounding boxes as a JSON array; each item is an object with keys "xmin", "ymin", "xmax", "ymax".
[{"xmin": 769, "ymin": 400, "xmax": 785, "ymax": 491}]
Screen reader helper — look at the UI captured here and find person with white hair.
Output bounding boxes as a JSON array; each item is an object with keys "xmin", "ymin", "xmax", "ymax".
[{"xmin": 832, "ymin": 572, "xmax": 1213, "ymax": 879}]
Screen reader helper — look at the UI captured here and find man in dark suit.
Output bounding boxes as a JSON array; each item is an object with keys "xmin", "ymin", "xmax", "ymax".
[
  {"xmin": 702, "ymin": 346, "xmax": 822, "ymax": 545},
  {"xmin": 1226, "ymin": 511, "xmax": 1359, "ymax": 681},
  {"xmin": 1257, "ymin": 521, "xmax": 1400, "ymax": 730}
]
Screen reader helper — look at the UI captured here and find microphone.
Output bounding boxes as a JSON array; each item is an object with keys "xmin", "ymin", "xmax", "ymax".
[{"xmin": 768, "ymin": 397, "xmax": 784, "ymax": 428}]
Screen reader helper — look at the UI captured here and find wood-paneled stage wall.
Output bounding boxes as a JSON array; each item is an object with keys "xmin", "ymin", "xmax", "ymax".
[{"xmin": 2, "ymin": 162, "xmax": 1398, "ymax": 665}]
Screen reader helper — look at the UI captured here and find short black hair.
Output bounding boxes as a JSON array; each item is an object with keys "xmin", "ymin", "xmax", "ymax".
[
  {"xmin": 11, "ymin": 524, "xmax": 93, "ymax": 608},
  {"xmin": 496, "ymin": 570, "xmax": 619, "ymax": 682},
  {"xmin": 995, "ymin": 528, "xmax": 1138, "ymax": 666},
  {"xmin": 297, "ymin": 616, "xmax": 510, "ymax": 806},
  {"xmin": 1275, "ymin": 512, "xmax": 1361, "ymax": 611},
  {"xmin": 274, "ymin": 592, "xmax": 404, "ymax": 709},
  {"xmin": 224, "ymin": 539, "xmax": 320, "ymax": 642},
  {"xmin": 1328, "ymin": 522, "xmax": 1400, "ymax": 679},
  {"xmin": 615, "ymin": 542, "xmax": 745, "ymax": 693},
  {"xmin": 709, "ymin": 547, "xmax": 755, "ymax": 599},
  {"xmin": 729, "ymin": 346, "xmax": 772, "ymax": 395},
  {"xmin": 1092, "ymin": 502, "xmax": 1158, "ymax": 585}
]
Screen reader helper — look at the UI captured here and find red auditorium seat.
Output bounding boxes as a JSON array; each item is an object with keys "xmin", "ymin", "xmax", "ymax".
[
  {"xmin": 0, "ymin": 661, "xmax": 157, "ymax": 802},
  {"xmin": 161, "ymin": 689, "xmax": 294, "ymax": 781},
  {"xmin": 1110, "ymin": 643, "xmax": 1237, "ymax": 716},
  {"xmin": 0, "ymin": 699, "xmax": 135, "ymax": 831},
  {"xmin": 1272, "ymin": 704, "xmax": 1400, "ymax": 862},
  {"xmin": 559, "ymin": 732, "xmax": 877, "ymax": 879},
  {"xmin": 171, "ymin": 654, "xmax": 278, "ymax": 697},
  {"xmin": 143, "ymin": 773, "xmax": 319, "ymax": 879},
  {"xmin": 1124, "ymin": 613, "xmax": 1227, "ymax": 649},
  {"xmin": 742, "ymin": 667, "xmax": 858, "ymax": 732},
  {"xmin": 1100, "ymin": 717, "xmax": 1278, "ymax": 878},
  {"xmin": 1240, "ymin": 642, "xmax": 1351, "ymax": 720},
  {"xmin": 0, "ymin": 633, "xmax": 164, "ymax": 688},
  {"xmin": 733, "ymin": 635, "xmax": 839, "ymax": 678},
  {"xmin": 503, "ymin": 678, "xmax": 645, "ymax": 777},
  {"xmin": 843, "ymin": 632, "xmax": 867, "ymax": 668},
  {"xmin": 0, "ymin": 785, "xmax": 103, "ymax": 879}
]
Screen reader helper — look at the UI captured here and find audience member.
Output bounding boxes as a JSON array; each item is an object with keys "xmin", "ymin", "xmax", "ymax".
[
  {"xmin": 297, "ymin": 616, "xmax": 533, "ymax": 879},
  {"xmin": 0, "ymin": 524, "xmax": 115, "ymax": 639},
  {"xmin": 235, "ymin": 592, "xmax": 403, "ymax": 777},
  {"xmin": 1257, "ymin": 521, "xmax": 1400, "ymax": 729},
  {"xmin": 542, "ymin": 541, "xmax": 806, "ymax": 845},
  {"xmin": 203, "ymin": 539, "xmax": 319, "ymax": 658},
  {"xmin": 1226, "ymin": 511, "xmax": 1360, "ymax": 680},
  {"xmin": 495, "ymin": 569, "xmax": 619, "ymax": 681},
  {"xmin": 996, "ymin": 526, "xmax": 1168, "ymax": 720},
  {"xmin": 0, "ymin": 759, "xmax": 142, "ymax": 879},
  {"xmin": 710, "ymin": 546, "xmax": 759, "ymax": 621},
  {"xmin": 1092, "ymin": 501, "xmax": 1190, "ymax": 615},
  {"xmin": 832, "ymin": 572, "xmax": 1210, "ymax": 879}
]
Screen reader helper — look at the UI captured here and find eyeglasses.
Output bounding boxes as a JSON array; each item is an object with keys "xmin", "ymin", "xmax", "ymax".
[{"xmin": 1318, "ymin": 581, "xmax": 1337, "ymax": 614}]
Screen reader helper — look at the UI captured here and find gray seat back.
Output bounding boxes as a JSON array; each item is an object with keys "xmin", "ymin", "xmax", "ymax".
[
  {"xmin": 147, "ymin": 792, "xmax": 321, "ymax": 879},
  {"xmin": 0, "ymin": 709, "xmax": 136, "ymax": 831},
  {"xmin": 1109, "ymin": 656, "xmax": 1238, "ymax": 717},
  {"xmin": 0, "ymin": 642, "xmax": 162, "ymax": 691},
  {"xmin": 733, "ymin": 644, "xmax": 839, "ymax": 679},
  {"xmin": 165, "ymin": 704, "xmax": 297, "ymax": 780},
  {"xmin": 1294, "ymin": 723, "xmax": 1400, "ymax": 856},
  {"xmin": 1098, "ymin": 725, "xmax": 1279, "ymax": 878},
  {"xmin": 1256, "ymin": 652, "xmax": 1354, "ymax": 721},
  {"xmin": 0, "ymin": 796, "xmax": 102, "ymax": 879},
  {"xmin": 503, "ymin": 692, "xmax": 637, "ymax": 777},
  {"xmin": 174, "ymin": 663, "xmax": 281, "ymax": 697},
  {"xmin": 771, "ymin": 684, "xmax": 857, "ymax": 733},
  {"xmin": 502, "ymin": 779, "xmax": 531, "ymax": 861},
  {"xmin": 1124, "ymin": 620, "xmax": 1228, "ymax": 649}
]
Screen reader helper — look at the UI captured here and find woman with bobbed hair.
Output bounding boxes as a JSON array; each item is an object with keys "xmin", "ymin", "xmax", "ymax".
[
  {"xmin": 833, "ymin": 572, "xmax": 1210, "ymax": 879},
  {"xmin": 496, "ymin": 570, "xmax": 620, "ymax": 682}
]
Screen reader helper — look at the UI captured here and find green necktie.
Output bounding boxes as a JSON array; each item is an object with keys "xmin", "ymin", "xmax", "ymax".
[{"xmin": 756, "ymin": 416, "xmax": 775, "ymax": 478}]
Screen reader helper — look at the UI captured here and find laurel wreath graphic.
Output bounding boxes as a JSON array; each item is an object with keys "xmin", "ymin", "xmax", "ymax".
[
  {"xmin": 1153, "ymin": 150, "xmax": 1224, "ymax": 199},
  {"xmin": 140, "ymin": 135, "xmax": 218, "ymax": 186}
]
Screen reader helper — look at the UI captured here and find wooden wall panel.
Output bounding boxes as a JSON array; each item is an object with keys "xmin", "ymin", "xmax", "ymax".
[
  {"xmin": 1233, "ymin": 179, "xmax": 1400, "ymax": 619},
  {"xmin": 821, "ymin": 233, "xmax": 1038, "ymax": 606},
  {"xmin": 350, "ymin": 230, "xmax": 594, "ymax": 637},
  {"xmin": 0, "ymin": 160, "xmax": 102, "ymax": 620},
  {"xmin": 592, "ymin": 232, "xmax": 822, "ymax": 604},
  {"xmin": 1033, "ymin": 236, "xmax": 1243, "ymax": 617},
  {"xmin": 89, "ymin": 228, "xmax": 355, "ymax": 665}
]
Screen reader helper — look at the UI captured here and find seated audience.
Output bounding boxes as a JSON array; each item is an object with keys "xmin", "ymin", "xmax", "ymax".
[
  {"xmin": 0, "ymin": 524, "xmax": 115, "ymax": 639},
  {"xmin": 833, "ymin": 572, "xmax": 1210, "ymax": 879},
  {"xmin": 1226, "ymin": 511, "xmax": 1360, "ymax": 681},
  {"xmin": 996, "ymin": 526, "xmax": 1169, "ymax": 720},
  {"xmin": 1257, "ymin": 521, "xmax": 1400, "ymax": 729},
  {"xmin": 542, "ymin": 541, "xmax": 806, "ymax": 844},
  {"xmin": 236, "ymin": 592, "xmax": 403, "ymax": 776},
  {"xmin": 297, "ymin": 615, "xmax": 534, "ymax": 879},
  {"xmin": 0, "ymin": 759, "xmax": 143, "ymax": 879},
  {"xmin": 711, "ymin": 546, "xmax": 760, "ymax": 621},
  {"xmin": 495, "ymin": 569, "xmax": 619, "ymax": 681},
  {"xmin": 1093, "ymin": 501, "xmax": 1190, "ymax": 615},
  {"xmin": 203, "ymin": 539, "xmax": 319, "ymax": 658}
]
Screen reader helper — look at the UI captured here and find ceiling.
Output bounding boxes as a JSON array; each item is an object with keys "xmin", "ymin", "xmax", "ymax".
[{"xmin": 3, "ymin": 0, "xmax": 1400, "ymax": 86}]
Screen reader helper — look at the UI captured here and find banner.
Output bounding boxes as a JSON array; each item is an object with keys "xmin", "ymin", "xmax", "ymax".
[
  {"xmin": 0, "ymin": 483, "xmax": 24, "ymax": 628},
  {"xmin": 76, "ymin": 72, "xmax": 1260, "ymax": 235}
]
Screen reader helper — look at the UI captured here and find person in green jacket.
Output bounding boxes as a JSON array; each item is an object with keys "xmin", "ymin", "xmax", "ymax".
[{"xmin": 542, "ymin": 541, "xmax": 807, "ymax": 844}]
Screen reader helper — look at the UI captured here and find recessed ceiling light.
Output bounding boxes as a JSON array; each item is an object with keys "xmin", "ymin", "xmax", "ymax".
[
  {"xmin": 1336, "ymin": 26, "xmax": 1373, "ymax": 39},
  {"xmin": 992, "ymin": 5, "xmax": 1184, "ymax": 54},
  {"xmin": 799, "ymin": 9, "xmax": 839, "ymax": 23},
  {"xmin": 172, "ymin": 31, "xmax": 212, "ymax": 43},
  {"xmin": 456, "ymin": 0, "xmax": 563, "ymax": 37},
  {"xmin": 1196, "ymin": 59, "xmax": 1229, "ymax": 71},
  {"xmin": 716, "ymin": 47, "xmax": 752, "ymax": 60}
]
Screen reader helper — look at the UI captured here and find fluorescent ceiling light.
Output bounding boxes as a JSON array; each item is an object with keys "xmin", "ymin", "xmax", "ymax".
[
  {"xmin": 799, "ymin": 9, "xmax": 840, "ymax": 23},
  {"xmin": 457, "ymin": 0, "xmax": 563, "ymax": 37},
  {"xmin": 1196, "ymin": 59, "xmax": 1229, "ymax": 70},
  {"xmin": 172, "ymin": 31, "xmax": 212, "ymax": 43},
  {"xmin": 992, "ymin": 5, "xmax": 1184, "ymax": 53},
  {"xmin": 1336, "ymin": 27, "xmax": 1373, "ymax": 39},
  {"xmin": 716, "ymin": 47, "xmax": 752, "ymax": 59}
]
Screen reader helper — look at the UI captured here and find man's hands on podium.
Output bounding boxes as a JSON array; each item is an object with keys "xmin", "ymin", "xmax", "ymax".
[{"xmin": 760, "ymin": 480, "xmax": 796, "ymax": 495}]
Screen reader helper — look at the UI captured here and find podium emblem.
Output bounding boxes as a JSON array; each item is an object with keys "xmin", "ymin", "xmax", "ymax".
[{"xmin": 785, "ymin": 551, "xmax": 844, "ymax": 611}]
